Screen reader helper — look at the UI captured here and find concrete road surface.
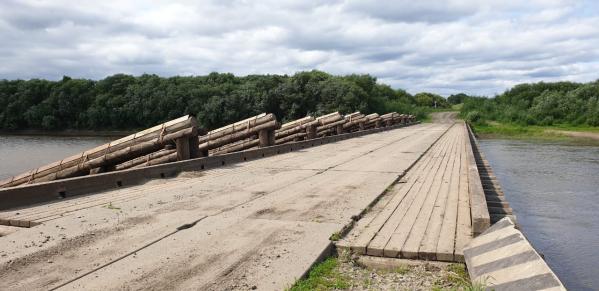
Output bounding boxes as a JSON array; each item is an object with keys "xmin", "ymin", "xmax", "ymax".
[{"xmin": 0, "ymin": 122, "xmax": 451, "ymax": 291}]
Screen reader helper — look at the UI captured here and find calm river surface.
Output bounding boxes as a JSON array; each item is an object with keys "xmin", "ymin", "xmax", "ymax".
[
  {"xmin": 479, "ymin": 139, "xmax": 599, "ymax": 291},
  {"xmin": 0, "ymin": 135, "xmax": 113, "ymax": 181}
]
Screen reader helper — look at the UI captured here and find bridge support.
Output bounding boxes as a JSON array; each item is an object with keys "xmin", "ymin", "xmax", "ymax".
[
  {"xmin": 258, "ymin": 129, "xmax": 275, "ymax": 147},
  {"xmin": 306, "ymin": 125, "xmax": 317, "ymax": 139},
  {"xmin": 336, "ymin": 124, "xmax": 344, "ymax": 135}
]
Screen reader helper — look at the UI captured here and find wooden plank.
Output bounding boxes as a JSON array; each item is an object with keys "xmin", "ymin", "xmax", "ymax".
[
  {"xmin": 352, "ymin": 128, "xmax": 450, "ymax": 255},
  {"xmin": 367, "ymin": 133, "xmax": 453, "ymax": 257},
  {"xmin": 379, "ymin": 127, "xmax": 457, "ymax": 257},
  {"xmin": 362, "ymin": 138, "xmax": 444, "ymax": 256},
  {"xmin": 419, "ymin": 126, "xmax": 461, "ymax": 260},
  {"xmin": 351, "ymin": 139, "xmax": 440, "ymax": 255},
  {"xmin": 435, "ymin": 124, "xmax": 464, "ymax": 261},
  {"xmin": 400, "ymin": 127, "xmax": 459, "ymax": 259},
  {"xmin": 465, "ymin": 124, "xmax": 490, "ymax": 235},
  {"xmin": 455, "ymin": 126, "xmax": 473, "ymax": 262}
]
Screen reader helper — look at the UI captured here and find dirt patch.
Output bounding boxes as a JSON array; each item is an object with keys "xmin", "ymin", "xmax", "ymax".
[{"xmin": 545, "ymin": 129, "xmax": 599, "ymax": 141}]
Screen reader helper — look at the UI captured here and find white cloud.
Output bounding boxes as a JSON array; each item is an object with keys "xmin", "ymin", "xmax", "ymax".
[{"xmin": 0, "ymin": 0, "xmax": 598, "ymax": 95}]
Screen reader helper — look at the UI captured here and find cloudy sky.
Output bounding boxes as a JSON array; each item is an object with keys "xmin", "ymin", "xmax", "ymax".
[{"xmin": 1, "ymin": 0, "xmax": 598, "ymax": 96}]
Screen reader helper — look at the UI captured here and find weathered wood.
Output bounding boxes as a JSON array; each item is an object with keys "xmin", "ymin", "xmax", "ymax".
[
  {"xmin": 212, "ymin": 138, "xmax": 260, "ymax": 155},
  {"xmin": 175, "ymin": 137, "xmax": 191, "ymax": 161},
  {"xmin": 354, "ymin": 135, "xmax": 443, "ymax": 255},
  {"xmin": 198, "ymin": 120, "xmax": 279, "ymax": 151},
  {"xmin": 376, "ymin": 126, "xmax": 455, "ymax": 257},
  {"xmin": 465, "ymin": 124, "xmax": 490, "ymax": 235},
  {"xmin": 315, "ymin": 112, "xmax": 343, "ymax": 125},
  {"xmin": 275, "ymin": 132, "xmax": 307, "ymax": 145},
  {"xmin": 399, "ymin": 130, "xmax": 458, "ymax": 259},
  {"xmin": 306, "ymin": 125, "xmax": 317, "ymax": 139},
  {"xmin": 31, "ymin": 127, "xmax": 195, "ymax": 183},
  {"xmin": 114, "ymin": 149, "xmax": 177, "ymax": 170},
  {"xmin": 197, "ymin": 113, "xmax": 275, "ymax": 144},
  {"xmin": 435, "ymin": 129, "xmax": 464, "ymax": 261},
  {"xmin": 0, "ymin": 116, "xmax": 198, "ymax": 188},
  {"xmin": 316, "ymin": 119, "xmax": 347, "ymax": 133},
  {"xmin": 418, "ymin": 134, "xmax": 459, "ymax": 260},
  {"xmin": 131, "ymin": 152, "xmax": 179, "ymax": 169},
  {"xmin": 259, "ymin": 129, "xmax": 273, "ymax": 147}
]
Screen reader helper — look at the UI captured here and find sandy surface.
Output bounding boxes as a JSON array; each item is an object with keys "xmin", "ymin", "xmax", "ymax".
[
  {"xmin": 545, "ymin": 129, "xmax": 599, "ymax": 141},
  {"xmin": 0, "ymin": 123, "xmax": 450, "ymax": 290}
]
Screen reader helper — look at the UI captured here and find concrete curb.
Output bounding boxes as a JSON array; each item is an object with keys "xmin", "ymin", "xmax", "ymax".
[{"xmin": 463, "ymin": 217, "xmax": 565, "ymax": 291}]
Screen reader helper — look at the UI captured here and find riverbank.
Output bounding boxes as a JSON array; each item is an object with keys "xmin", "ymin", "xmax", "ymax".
[{"xmin": 471, "ymin": 122, "xmax": 599, "ymax": 144}]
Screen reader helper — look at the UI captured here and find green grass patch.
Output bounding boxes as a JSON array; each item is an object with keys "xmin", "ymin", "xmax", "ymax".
[
  {"xmin": 329, "ymin": 232, "xmax": 342, "ymax": 241},
  {"xmin": 103, "ymin": 202, "xmax": 121, "ymax": 210},
  {"xmin": 288, "ymin": 257, "xmax": 350, "ymax": 291},
  {"xmin": 471, "ymin": 121, "xmax": 599, "ymax": 143}
]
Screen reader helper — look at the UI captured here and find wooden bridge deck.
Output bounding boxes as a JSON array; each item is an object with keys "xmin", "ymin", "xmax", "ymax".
[
  {"xmin": 0, "ymin": 123, "xmax": 456, "ymax": 290},
  {"xmin": 338, "ymin": 123, "xmax": 473, "ymax": 262}
]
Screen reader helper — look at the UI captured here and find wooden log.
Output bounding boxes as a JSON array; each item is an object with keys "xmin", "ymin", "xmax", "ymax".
[
  {"xmin": 275, "ymin": 132, "xmax": 307, "ymax": 145},
  {"xmin": 31, "ymin": 127, "xmax": 195, "ymax": 183},
  {"xmin": 316, "ymin": 112, "xmax": 343, "ymax": 125},
  {"xmin": 115, "ymin": 149, "xmax": 177, "ymax": 170},
  {"xmin": 316, "ymin": 119, "xmax": 346, "ymax": 133},
  {"xmin": 0, "ymin": 115, "xmax": 198, "ymax": 188},
  {"xmin": 279, "ymin": 116, "xmax": 314, "ymax": 131},
  {"xmin": 344, "ymin": 111, "xmax": 363, "ymax": 120},
  {"xmin": 131, "ymin": 152, "xmax": 179, "ymax": 169},
  {"xmin": 198, "ymin": 113, "xmax": 276, "ymax": 144},
  {"xmin": 198, "ymin": 120, "xmax": 279, "ymax": 151},
  {"xmin": 212, "ymin": 138, "xmax": 260, "ymax": 155},
  {"xmin": 342, "ymin": 118, "xmax": 364, "ymax": 130}
]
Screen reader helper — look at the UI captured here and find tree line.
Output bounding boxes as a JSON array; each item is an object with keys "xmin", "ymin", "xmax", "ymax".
[
  {"xmin": 460, "ymin": 80, "xmax": 599, "ymax": 126},
  {"xmin": 0, "ymin": 71, "xmax": 449, "ymax": 131}
]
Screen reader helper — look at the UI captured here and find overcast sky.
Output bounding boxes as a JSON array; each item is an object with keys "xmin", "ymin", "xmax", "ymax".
[{"xmin": 1, "ymin": 0, "xmax": 598, "ymax": 96}]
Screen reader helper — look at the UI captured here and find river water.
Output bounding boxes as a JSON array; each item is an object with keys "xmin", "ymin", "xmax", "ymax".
[
  {"xmin": 0, "ymin": 135, "xmax": 113, "ymax": 181},
  {"xmin": 479, "ymin": 139, "xmax": 599, "ymax": 291}
]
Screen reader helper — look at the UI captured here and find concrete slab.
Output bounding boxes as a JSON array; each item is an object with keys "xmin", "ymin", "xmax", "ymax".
[{"xmin": 463, "ymin": 217, "xmax": 566, "ymax": 291}]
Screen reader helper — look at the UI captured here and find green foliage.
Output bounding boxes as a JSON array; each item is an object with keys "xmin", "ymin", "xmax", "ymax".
[
  {"xmin": 0, "ymin": 71, "xmax": 428, "ymax": 131},
  {"xmin": 460, "ymin": 80, "xmax": 599, "ymax": 127},
  {"xmin": 448, "ymin": 93, "xmax": 468, "ymax": 105},
  {"xmin": 288, "ymin": 257, "xmax": 349, "ymax": 291},
  {"xmin": 414, "ymin": 92, "xmax": 450, "ymax": 108}
]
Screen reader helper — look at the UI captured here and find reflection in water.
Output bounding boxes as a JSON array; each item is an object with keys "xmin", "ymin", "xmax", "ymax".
[
  {"xmin": 0, "ymin": 135, "xmax": 113, "ymax": 180},
  {"xmin": 479, "ymin": 139, "xmax": 599, "ymax": 291}
]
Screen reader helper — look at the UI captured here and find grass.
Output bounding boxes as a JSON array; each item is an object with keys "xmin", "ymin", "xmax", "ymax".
[
  {"xmin": 329, "ymin": 232, "xmax": 342, "ymax": 241},
  {"xmin": 432, "ymin": 264, "xmax": 487, "ymax": 291},
  {"xmin": 103, "ymin": 202, "xmax": 121, "ymax": 210},
  {"xmin": 287, "ymin": 257, "xmax": 350, "ymax": 291},
  {"xmin": 471, "ymin": 121, "xmax": 599, "ymax": 143}
]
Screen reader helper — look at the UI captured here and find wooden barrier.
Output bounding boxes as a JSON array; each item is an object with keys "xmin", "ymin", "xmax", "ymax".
[
  {"xmin": 0, "ymin": 120, "xmax": 420, "ymax": 210},
  {"xmin": 0, "ymin": 111, "xmax": 416, "ymax": 189},
  {"xmin": 0, "ymin": 115, "xmax": 201, "ymax": 188},
  {"xmin": 464, "ymin": 123, "xmax": 490, "ymax": 235},
  {"xmin": 197, "ymin": 113, "xmax": 279, "ymax": 153}
]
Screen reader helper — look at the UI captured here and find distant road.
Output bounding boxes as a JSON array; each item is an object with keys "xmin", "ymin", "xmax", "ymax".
[{"xmin": 431, "ymin": 111, "xmax": 458, "ymax": 124}]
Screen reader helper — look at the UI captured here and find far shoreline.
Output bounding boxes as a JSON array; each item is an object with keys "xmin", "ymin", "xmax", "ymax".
[{"xmin": 0, "ymin": 129, "xmax": 133, "ymax": 138}]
